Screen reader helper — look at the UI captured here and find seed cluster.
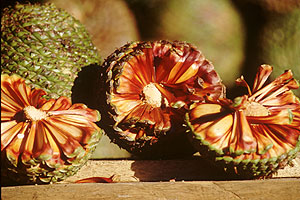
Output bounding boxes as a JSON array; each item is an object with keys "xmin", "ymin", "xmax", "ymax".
[
  {"xmin": 23, "ymin": 106, "xmax": 48, "ymax": 121},
  {"xmin": 142, "ymin": 83, "xmax": 162, "ymax": 108}
]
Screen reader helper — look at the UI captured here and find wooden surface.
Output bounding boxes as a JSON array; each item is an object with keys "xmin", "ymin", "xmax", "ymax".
[
  {"xmin": 61, "ymin": 153, "xmax": 300, "ymax": 183},
  {"xmin": 2, "ymin": 178, "xmax": 300, "ymax": 200},
  {"xmin": 2, "ymin": 153, "xmax": 300, "ymax": 199}
]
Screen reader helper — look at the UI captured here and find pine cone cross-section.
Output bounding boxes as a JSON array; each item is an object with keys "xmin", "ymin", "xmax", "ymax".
[
  {"xmin": 1, "ymin": 74, "xmax": 102, "ymax": 185},
  {"xmin": 98, "ymin": 40, "xmax": 225, "ymax": 157},
  {"xmin": 186, "ymin": 64, "xmax": 300, "ymax": 178}
]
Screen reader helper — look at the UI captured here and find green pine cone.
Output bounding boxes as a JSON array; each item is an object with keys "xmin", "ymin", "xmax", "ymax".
[{"xmin": 1, "ymin": 3, "xmax": 101, "ymax": 99}]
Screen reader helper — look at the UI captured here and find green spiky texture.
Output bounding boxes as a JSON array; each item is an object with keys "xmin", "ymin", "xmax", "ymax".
[
  {"xmin": 186, "ymin": 114, "xmax": 300, "ymax": 179},
  {"xmin": 1, "ymin": 127, "xmax": 103, "ymax": 186},
  {"xmin": 213, "ymin": 146, "xmax": 300, "ymax": 179},
  {"xmin": 48, "ymin": 0, "xmax": 140, "ymax": 58},
  {"xmin": 1, "ymin": 3, "xmax": 101, "ymax": 99}
]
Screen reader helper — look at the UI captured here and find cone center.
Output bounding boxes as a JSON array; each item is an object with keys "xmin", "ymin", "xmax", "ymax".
[
  {"xmin": 142, "ymin": 83, "xmax": 162, "ymax": 108},
  {"xmin": 243, "ymin": 101, "xmax": 269, "ymax": 117},
  {"xmin": 23, "ymin": 106, "xmax": 48, "ymax": 121}
]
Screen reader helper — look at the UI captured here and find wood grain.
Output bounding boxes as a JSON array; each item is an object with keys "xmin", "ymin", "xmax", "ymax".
[
  {"xmin": 2, "ymin": 178, "xmax": 300, "ymax": 200},
  {"xmin": 2, "ymin": 154, "xmax": 299, "ymax": 199},
  {"xmin": 61, "ymin": 153, "xmax": 300, "ymax": 183}
]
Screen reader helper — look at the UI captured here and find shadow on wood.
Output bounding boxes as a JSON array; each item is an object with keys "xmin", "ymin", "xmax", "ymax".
[{"xmin": 130, "ymin": 156, "xmax": 232, "ymax": 181}]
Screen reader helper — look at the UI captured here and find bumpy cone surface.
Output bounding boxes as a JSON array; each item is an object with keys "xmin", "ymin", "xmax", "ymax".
[
  {"xmin": 1, "ymin": 74, "xmax": 102, "ymax": 185},
  {"xmin": 98, "ymin": 40, "xmax": 225, "ymax": 157},
  {"xmin": 49, "ymin": 0, "xmax": 140, "ymax": 57},
  {"xmin": 186, "ymin": 65, "xmax": 300, "ymax": 179},
  {"xmin": 1, "ymin": 3, "xmax": 100, "ymax": 99}
]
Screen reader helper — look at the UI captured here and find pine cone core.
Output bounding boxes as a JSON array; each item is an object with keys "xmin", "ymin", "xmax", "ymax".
[
  {"xmin": 243, "ymin": 101, "xmax": 270, "ymax": 117},
  {"xmin": 142, "ymin": 83, "xmax": 163, "ymax": 108},
  {"xmin": 23, "ymin": 106, "xmax": 48, "ymax": 121}
]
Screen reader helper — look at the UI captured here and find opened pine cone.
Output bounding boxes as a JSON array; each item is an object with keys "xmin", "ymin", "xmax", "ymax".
[
  {"xmin": 1, "ymin": 74, "xmax": 102, "ymax": 185},
  {"xmin": 96, "ymin": 40, "xmax": 225, "ymax": 158},
  {"xmin": 186, "ymin": 65, "xmax": 300, "ymax": 179}
]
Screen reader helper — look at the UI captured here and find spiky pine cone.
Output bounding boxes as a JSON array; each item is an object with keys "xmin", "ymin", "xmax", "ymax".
[
  {"xmin": 48, "ymin": 0, "xmax": 140, "ymax": 57},
  {"xmin": 1, "ymin": 3, "xmax": 101, "ymax": 99},
  {"xmin": 97, "ymin": 40, "xmax": 225, "ymax": 158},
  {"xmin": 186, "ymin": 64, "xmax": 300, "ymax": 179},
  {"xmin": 1, "ymin": 74, "xmax": 102, "ymax": 185}
]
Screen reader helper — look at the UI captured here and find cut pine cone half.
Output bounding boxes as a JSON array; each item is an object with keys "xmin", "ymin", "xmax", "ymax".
[
  {"xmin": 1, "ymin": 74, "xmax": 102, "ymax": 185},
  {"xmin": 97, "ymin": 40, "xmax": 225, "ymax": 158},
  {"xmin": 186, "ymin": 64, "xmax": 300, "ymax": 179}
]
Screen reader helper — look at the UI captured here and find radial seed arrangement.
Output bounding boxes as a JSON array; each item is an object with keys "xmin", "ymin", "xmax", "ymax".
[
  {"xmin": 97, "ymin": 40, "xmax": 225, "ymax": 157},
  {"xmin": 1, "ymin": 74, "xmax": 102, "ymax": 185},
  {"xmin": 186, "ymin": 65, "xmax": 300, "ymax": 178}
]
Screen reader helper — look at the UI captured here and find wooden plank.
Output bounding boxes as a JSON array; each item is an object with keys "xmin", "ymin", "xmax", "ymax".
[
  {"xmin": 2, "ymin": 178, "xmax": 300, "ymax": 200},
  {"xmin": 61, "ymin": 153, "xmax": 300, "ymax": 183},
  {"xmin": 215, "ymin": 179, "xmax": 300, "ymax": 200},
  {"xmin": 2, "ymin": 154, "xmax": 300, "ymax": 199}
]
